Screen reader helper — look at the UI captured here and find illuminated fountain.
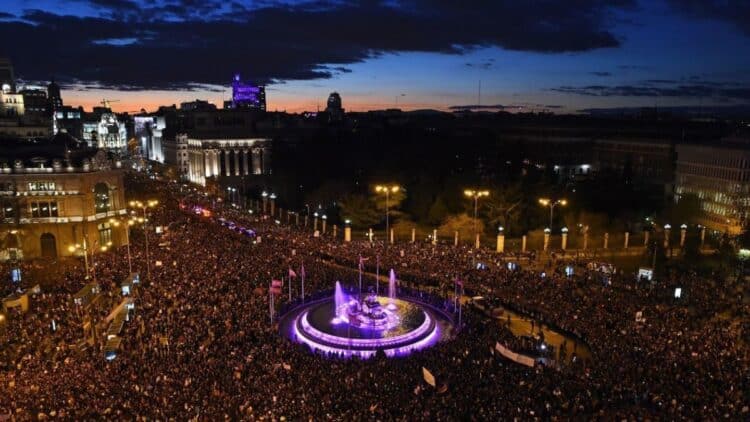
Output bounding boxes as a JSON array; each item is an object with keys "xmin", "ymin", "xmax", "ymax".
[{"xmin": 280, "ymin": 278, "xmax": 453, "ymax": 358}]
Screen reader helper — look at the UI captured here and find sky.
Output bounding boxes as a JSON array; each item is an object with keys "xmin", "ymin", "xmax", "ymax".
[{"xmin": 1, "ymin": 0, "xmax": 749, "ymax": 113}]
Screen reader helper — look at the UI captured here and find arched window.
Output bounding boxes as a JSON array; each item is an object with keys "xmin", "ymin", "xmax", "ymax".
[
  {"xmin": 94, "ymin": 183, "xmax": 111, "ymax": 213},
  {"xmin": 40, "ymin": 233, "xmax": 57, "ymax": 259}
]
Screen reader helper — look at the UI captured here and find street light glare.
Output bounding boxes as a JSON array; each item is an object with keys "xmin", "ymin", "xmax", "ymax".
[{"xmin": 539, "ymin": 198, "xmax": 550, "ymax": 206}]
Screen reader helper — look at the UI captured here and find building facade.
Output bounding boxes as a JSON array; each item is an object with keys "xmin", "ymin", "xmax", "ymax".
[
  {"xmin": 0, "ymin": 134, "xmax": 128, "ymax": 260},
  {"xmin": 134, "ymin": 115, "xmax": 165, "ymax": 162},
  {"xmin": 675, "ymin": 143, "xmax": 750, "ymax": 234},
  {"xmin": 185, "ymin": 135, "xmax": 272, "ymax": 186}
]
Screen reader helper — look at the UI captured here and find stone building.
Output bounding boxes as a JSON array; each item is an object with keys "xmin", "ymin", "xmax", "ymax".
[{"xmin": 0, "ymin": 132, "xmax": 127, "ymax": 260}]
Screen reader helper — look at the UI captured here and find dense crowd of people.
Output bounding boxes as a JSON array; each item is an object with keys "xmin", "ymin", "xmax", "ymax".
[{"xmin": 0, "ymin": 173, "xmax": 747, "ymax": 419}]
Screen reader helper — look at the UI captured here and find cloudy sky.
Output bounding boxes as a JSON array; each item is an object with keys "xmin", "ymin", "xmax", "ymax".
[{"xmin": 1, "ymin": 0, "xmax": 749, "ymax": 113}]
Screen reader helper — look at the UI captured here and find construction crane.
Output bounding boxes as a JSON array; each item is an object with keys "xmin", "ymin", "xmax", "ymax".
[{"xmin": 100, "ymin": 99, "xmax": 120, "ymax": 109}]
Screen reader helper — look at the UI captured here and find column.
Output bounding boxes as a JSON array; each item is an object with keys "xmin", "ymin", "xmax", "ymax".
[
  {"xmin": 390, "ymin": 229, "xmax": 394, "ymax": 244},
  {"xmin": 432, "ymin": 229, "xmax": 437, "ymax": 245},
  {"xmin": 368, "ymin": 228, "xmax": 374, "ymax": 243},
  {"xmin": 411, "ymin": 228, "xmax": 416, "ymax": 243},
  {"xmin": 262, "ymin": 147, "xmax": 272, "ymax": 174},
  {"xmin": 454, "ymin": 231, "xmax": 459, "ymax": 247},
  {"xmin": 243, "ymin": 150, "xmax": 249, "ymax": 175},
  {"xmin": 234, "ymin": 150, "xmax": 240, "ymax": 176},
  {"xmin": 644, "ymin": 230, "xmax": 649, "ymax": 246},
  {"xmin": 603, "ymin": 233, "xmax": 609, "ymax": 249},
  {"xmin": 252, "ymin": 149, "xmax": 262, "ymax": 175},
  {"xmin": 496, "ymin": 229, "xmax": 505, "ymax": 253},
  {"xmin": 699, "ymin": 226, "xmax": 705, "ymax": 249},
  {"xmin": 543, "ymin": 228, "xmax": 550, "ymax": 252},
  {"xmin": 475, "ymin": 233, "xmax": 480, "ymax": 249},
  {"xmin": 680, "ymin": 224, "xmax": 687, "ymax": 248},
  {"xmin": 204, "ymin": 151, "xmax": 212, "ymax": 177},
  {"xmin": 521, "ymin": 235, "xmax": 527, "ymax": 253},
  {"xmin": 624, "ymin": 232, "xmax": 630, "ymax": 249},
  {"xmin": 664, "ymin": 225, "xmax": 671, "ymax": 249},
  {"xmin": 333, "ymin": 225, "xmax": 337, "ymax": 238},
  {"xmin": 561, "ymin": 227, "xmax": 568, "ymax": 250},
  {"xmin": 583, "ymin": 231, "xmax": 589, "ymax": 251},
  {"xmin": 344, "ymin": 223, "xmax": 351, "ymax": 242}
]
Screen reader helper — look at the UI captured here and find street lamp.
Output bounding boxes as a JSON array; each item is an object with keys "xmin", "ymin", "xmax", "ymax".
[
  {"xmin": 109, "ymin": 217, "xmax": 134, "ymax": 274},
  {"xmin": 464, "ymin": 189, "xmax": 489, "ymax": 248},
  {"xmin": 375, "ymin": 185, "xmax": 400, "ymax": 245},
  {"xmin": 68, "ymin": 240, "xmax": 90, "ymax": 278},
  {"xmin": 538, "ymin": 198, "xmax": 567, "ymax": 230},
  {"xmin": 129, "ymin": 199, "xmax": 159, "ymax": 279}
]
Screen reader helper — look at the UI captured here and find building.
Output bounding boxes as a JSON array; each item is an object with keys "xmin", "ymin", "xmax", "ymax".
[
  {"xmin": 180, "ymin": 99, "xmax": 216, "ymax": 111},
  {"xmin": 325, "ymin": 92, "xmax": 344, "ymax": 122},
  {"xmin": 82, "ymin": 109, "xmax": 128, "ymax": 152},
  {"xmin": 593, "ymin": 138, "xmax": 674, "ymax": 189},
  {"xmin": 0, "ymin": 132, "xmax": 127, "ymax": 260},
  {"xmin": 162, "ymin": 133, "xmax": 189, "ymax": 179},
  {"xmin": 0, "ymin": 58, "xmax": 16, "ymax": 93},
  {"xmin": 54, "ymin": 106, "xmax": 83, "ymax": 138},
  {"xmin": 185, "ymin": 134, "xmax": 272, "ymax": 186},
  {"xmin": 229, "ymin": 74, "xmax": 266, "ymax": 111},
  {"xmin": 134, "ymin": 115, "xmax": 165, "ymax": 162},
  {"xmin": 19, "ymin": 87, "xmax": 48, "ymax": 116},
  {"xmin": 675, "ymin": 142, "xmax": 750, "ymax": 234},
  {"xmin": 47, "ymin": 79, "xmax": 63, "ymax": 110}
]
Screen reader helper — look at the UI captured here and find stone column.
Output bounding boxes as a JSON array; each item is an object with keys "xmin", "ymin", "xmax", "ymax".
[
  {"xmin": 243, "ymin": 150, "xmax": 249, "ymax": 175},
  {"xmin": 224, "ymin": 150, "xmax": 231, "ymax": 176},
  {"xmin": 369, "ymin": 228, "xmax": 374, "ymax": 243},
  {"xmin": 664, "ymin": 226, "xmax": 671, "ymax": 249},
  {"xmin": 644, "ymin": 230, "xmax": 649, "ymax": 246},
  {"xmin": 624, "ymin": 232, "xmax": 630, "ymax": 249},
  {"xmin": 204, "ymin": 152, "xmax": 212, "ymax": 177},
  {"xmin": 344, "ymin": 225, "xmax": 351, "ymax": 242},
  {"xmin": 252, "ymin": 149, "xmax": 262, "ymax": 175},
  {"xmin": 212, "ymin": 150, "xmax": 219, "ymax": 177},
  {"xmin": 543, "ymin": 228, "xmax": 551, "ymax": 251},
  {"xmin": 522, "ymin": 235, "xmax": 527, "ymax": 253},
  {"xmin": 475, "ymin": 233, "xmax": 480, "ymax": 249},
  {"xmin": 680, "ymin": 224, "xmax": 687, "ymax": 248},
  {"xmin": 454, "ymin": 231, "xmax": 459, "ymax": 247},
  {"xmin": 583, "ymin": 231, "xmax": 589, "ymax": 251},
  {"xmin": 333, "ymin": 225, "xmax": 337, "ymax": 238},
  {"xmin": 432, "ymin": 229, "xmax": 437, "ymax": 245},
  {"xmin": 699, "ymin": 226, "xmax": 705, "ymax": 249},
  {"xmin": 390, "ymin": 229, "xmax": 394, "ymax": 244},
  {"xmin": 234, "ymin": 150, "xmax": 240, "ymax": 176},
  {"xmin": 604, "ymin": 233, "xmax": 609, "ymax": 249},
  {"xmin": 496, "ymin": 230, "xmax": 505, "ymax": 253},
  {"xmin": 561, "ymin": 227, "xmax": 568, "ymax": 250},
  {"xmin": 411, "ymin": 228, "xmax": 416, "ymax": 243}
]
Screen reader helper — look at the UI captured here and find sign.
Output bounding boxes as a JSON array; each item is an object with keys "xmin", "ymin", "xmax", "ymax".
[
  {"xmin": 637, "ymin": 267, "xmax": 653, "ymax": 281},
  {"xmin": 674, "ymin": 288, "xmax": 682, "ymax": 298}
]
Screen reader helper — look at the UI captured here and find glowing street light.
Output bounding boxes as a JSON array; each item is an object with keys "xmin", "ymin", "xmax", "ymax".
[
  {"xmin": 129, "ymin": 199, "xmax": 159, "ymax": 279},
  {"xmin": 464, "ymin": 189, "xmax": 489, "ymax": 249},
  {"xmin": 375, "ymin": 185, "xmax": 401, "ymax": 246},
  {"xmin": 538, "ymin": 197, "xmax": 567, "ymax": 229}
]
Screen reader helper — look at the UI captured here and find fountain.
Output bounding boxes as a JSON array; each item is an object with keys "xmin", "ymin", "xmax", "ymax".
[{"xmin": 280, "ymin": 280, "xmax": 452, "ymax": 358}]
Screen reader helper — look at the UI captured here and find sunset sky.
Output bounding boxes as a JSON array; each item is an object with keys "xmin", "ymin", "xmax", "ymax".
[{"xmin": 1, "ymin": 0, "xmax": 749, "ymax": 113}]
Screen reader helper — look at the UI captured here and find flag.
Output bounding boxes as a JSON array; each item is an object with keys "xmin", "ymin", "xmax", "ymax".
[
  {"xmin": 270, "ymin": 279, "xmax": 283, "ymax": 295},
  {"xmin": 422, "ymin": 367, "xmax": 436, "ymax": 387},
  {"xmin": 288, "ymin": 268, "xmax": 297, "ymax": 279},
  {"xmin": 358, "ymin": 255, "xmax": 369, "ymax": 270}
]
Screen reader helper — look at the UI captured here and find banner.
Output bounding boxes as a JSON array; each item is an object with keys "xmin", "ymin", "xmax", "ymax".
[{"xmin": 494, "ymin": 342, "xmax": 535, "ymax": 367}]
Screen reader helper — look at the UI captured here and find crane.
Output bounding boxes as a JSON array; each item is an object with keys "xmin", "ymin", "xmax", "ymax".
[{"xmin": 100, "ymin": 99, "xmax": 120, "ymax": 109}]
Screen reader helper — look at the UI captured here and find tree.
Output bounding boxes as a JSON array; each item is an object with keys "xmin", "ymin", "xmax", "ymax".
[
  {"xmin": 439, "ymin": 213, "xmax": 485, "ymax": 241},
  {"xmin": 338, "ymin": 194, "xmax": 381, "ymax": 228},
  {"xmin": 427, "ymin": 196, "xmax": 449, "ymax": 226},
  {"xmin": 483, "ymin": 185, "xmax": 524, "ymax": 235}
]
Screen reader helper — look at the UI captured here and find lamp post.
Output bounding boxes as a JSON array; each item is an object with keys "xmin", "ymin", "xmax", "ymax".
[
  {"xmin": 129, "ymin": 199, "xmax": 158, "ymax": 280},
  {"xmin": 538, "ymin": 198, "xmax": 567, "ymax": 230},
  {"xmin": 344, "ymin": 219, "xmax": 352, "ymax": 242},
  {"xmin": 313, "ymin": 212, "xmax": 319, "ymax": 232},
  {"xmin": 464, "ymin": 189, "xmax": 489, "ymax": 249},
  {"xmin": 109, "ymin": 217, "xmax": 134, "ymax": 274},
  {"xmin": 261, "ymin": 191, "xmax": 268, "ymax": 214},
  {"xmin": 67, "ymin": 238, "xmax": 90, "ymax": 279},
  {"xmin": 322, "ymin": 214, "xmax": 327, "ymax": 234},
  {"xmin": 375, "ymin": 185, "xmax": 400, "ymax": 247},
  {"xmin": 270, "ymin": 193, "xmax": 277, "ymax": 217}
]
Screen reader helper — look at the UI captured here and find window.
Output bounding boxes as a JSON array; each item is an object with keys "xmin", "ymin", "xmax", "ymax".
[
  {"xmin": 28, "ymin": 181, "xmax": 56, "ymax": 191},
  {"xmin": 1, "ymin": 200, "xmax": 14, "ymax": 219},
  {"xmin": 98, "ymin": 223, "xmax": 112, "ymax": 246},
  {"xmin": 30, "ymin": 201, "xmax": 58, "ymax": 218},
  {"xmin": 94, "ymin": 183, "xmax": 111, "ymax": 213}
]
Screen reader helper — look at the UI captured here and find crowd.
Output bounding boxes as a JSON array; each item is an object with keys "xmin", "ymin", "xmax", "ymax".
[{"xmin": 0, "ymin": 173, "xmax": 747, "ymax": 420}]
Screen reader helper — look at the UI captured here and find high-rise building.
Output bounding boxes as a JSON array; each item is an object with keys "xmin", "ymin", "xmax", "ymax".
[
  {"xmin": 47, "ymin": 79, "xmax": 63, "ymax": 110},
  {"xmin": 230, "ymin": 74, "xmax": 266, "ymax": 111},
  {"xmin": 325, "ymin": 92, "xmax": 344, "ymax": 121}
]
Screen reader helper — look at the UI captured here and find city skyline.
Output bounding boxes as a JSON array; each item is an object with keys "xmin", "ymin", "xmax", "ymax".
[{"xmin": 1, "ymin": 0, "xmax": 749, "ymax": 113}]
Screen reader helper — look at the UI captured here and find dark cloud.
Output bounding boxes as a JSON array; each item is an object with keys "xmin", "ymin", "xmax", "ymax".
[
  {"xmin": 667, "ymin": 0, "xmax": 750, "ymax": 36},
  {"xmin": 0, "ymin": 12, "xmax": 15, "ymax": 19},
  {"xmin": 0, "ymin": 0, "xmax": 633, "ymax": 90},
  {"xmin": 590, "ymin": 71, "xmax": 611, "ymax": 77},
  {"xmin": 449, "ymin": 103, "xmax": 563, "ymax": 111},
  {"xmin": 551, "ymin": 81, "xmax": 750, "ymax": 101}
]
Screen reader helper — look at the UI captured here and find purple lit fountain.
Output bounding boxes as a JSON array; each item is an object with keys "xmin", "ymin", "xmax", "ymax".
[{"xmin": 280, "ymin": 278, "xmax": 453, "ymax": 359}]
